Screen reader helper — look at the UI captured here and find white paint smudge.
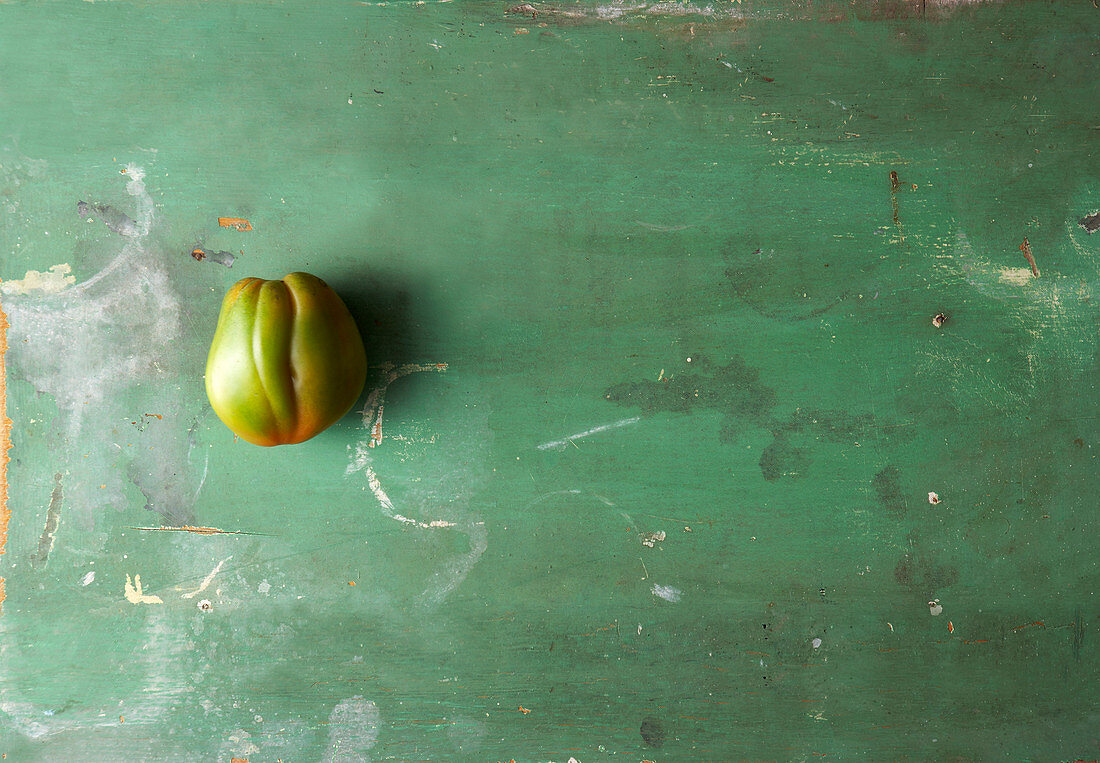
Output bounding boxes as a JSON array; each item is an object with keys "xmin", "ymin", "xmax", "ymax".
[
  {"xmin": 537, "ymin": 416, "xmax": 641, "ymax": 451},
  {"xmin": 347, "ymin": 362, "xmax": 448, "ymax": 471},
  {"xmin": 326, "ymin": 696, "xmax": 380, "ymax": 762},
  {"xmin": 4, "ymin": 161, "xmax": 202, "ymax": 529},
  {"xmin": 929, "ymin": 599, "xmax": 943, "ymax": 616},
  {"xmin": 640, "ymin": 530, "xmax": 665, "ymax": 547},
  {"xmin": 0, "ymin": 264, "xmax": 76, "ymax": 296},
  {"xmin": 364, "ymin": 466, "xmax": 458, "ymax": 529},
  {"xmin": 227, "ymin": 728, "xmax": 260, "ymax": 758},
  {"xmin": 812, "ymin": 637, "xmax": 823, "ymax": 649},
  {"xmin": 347, "ymin": 362, "xmax": 488, "ymax": 607},
  {"xmin": 80, "ymin": 570, "xmax": 95, "ymax": 586},
  {"xmin": 180, "ymin": 556, "xmax": 232, "ymax": 599},
  {"xmin": 257, "ymin": 579, "xmax": 271, "ymax": 594},
  {"xmin": 651, "ymin": 583, "xmax": 682, "ymax": 603},
  {"xmin": 124, "ymin": 573, "xmax": 163, "ymax": 604},
  {"xmin": 997, "ymin": 267, "xmax": 1034, "ymax": 286}
]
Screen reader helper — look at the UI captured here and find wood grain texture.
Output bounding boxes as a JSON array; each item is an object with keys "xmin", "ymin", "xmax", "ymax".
[{"xmin": 0, "ymin": 0, "xmax": 1097, "ymax": 760}]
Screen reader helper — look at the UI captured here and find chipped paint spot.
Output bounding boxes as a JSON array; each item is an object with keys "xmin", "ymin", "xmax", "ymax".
[
  {"xmin": 640, "ymin": 530, "xmax": 666, "ymax": 547},
  {"xmin": 652, "ymin": 583, "xmax": 682, "ymax": 602},
  {"xmin": 928, "ymin": 491, "xmax": 941, "ymax": 505},
  {"xmin": 928, "ymin": 599, "xmax": 943, "ymax": 616},
  {"xmin": 812, "ymin": 637, "xmax": 822, "ymax": 649},
  {"xmin": 218, "ymin": 216, "xmax": 252, "ymax": 231},
  {"xmin": 124, "ymin": 573, "xmax": 163, "ymax": 604},
  {"xmin": 81, "ymin": 570, "xmax": 95, "ymax": 586},
  {"xmin": 0, "ymin": 264, "xmax": 76, "ymax": 296}
]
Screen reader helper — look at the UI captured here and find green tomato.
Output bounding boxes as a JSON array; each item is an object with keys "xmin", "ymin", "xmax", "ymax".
[{"xmin": 205, "ymin": 272, "xmax": 367, "ymax": 446}]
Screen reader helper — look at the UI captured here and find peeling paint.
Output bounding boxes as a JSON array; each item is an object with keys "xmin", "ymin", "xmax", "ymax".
[
  {"xmin": 0, "ymin": 264, "xmax": 76, "ymax": 296},
  {"xmin": 218, "ymin": 216, "xmax": 252, "ymax": 231},
  {"xmin": 31, "ymin": 472, "xmax": 63, "ymax": 567}
]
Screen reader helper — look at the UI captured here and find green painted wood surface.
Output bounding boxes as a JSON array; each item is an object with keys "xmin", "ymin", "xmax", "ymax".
[{"xmin": 0, "ymin": 1, "xmax": 1097, "ymax": 760}]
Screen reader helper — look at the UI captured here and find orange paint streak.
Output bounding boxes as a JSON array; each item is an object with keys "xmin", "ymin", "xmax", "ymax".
[
  {"xmin": 128, "ymin": 524, "xmax": 267, "ymax": 536},
  {"xmin": 0, "ymin": 296, "xmax": 9, "ymax": 615},
  {"xmin": 218, "ymin": 217, "xmax": 253, "ymax": 231},
  {"xmin": 963, "ymin": 640, "xmax": 990, "ymax": 644}
]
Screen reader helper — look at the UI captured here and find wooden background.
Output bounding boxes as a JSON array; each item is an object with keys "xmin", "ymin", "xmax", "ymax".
[{"xmin": 0, "ymin": 0, "xmax": 1097, "ymax": 760}]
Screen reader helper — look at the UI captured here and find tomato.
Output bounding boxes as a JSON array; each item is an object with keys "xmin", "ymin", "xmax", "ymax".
[{"xmin": 205, "ymin": 272, "xmax": 367, "ymax": 446}]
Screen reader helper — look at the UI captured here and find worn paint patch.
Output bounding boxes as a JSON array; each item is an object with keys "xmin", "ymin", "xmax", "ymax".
[
  {"xmin": 124, "ymin": 573, "xmax": 163, "ymax": 604},
  {"xmin": 998, "ymin": 266, "xmax": 1035, "ymax": 286},
  {"xmin": 0, "ymin": 294, "xmax": 8, "ymax": 613},
  {"xmin": 0, "ymin": 264, "xmax": 76, "ymax": 296},
  {"xmin": 651, "ymin": 583, "xmax": 682, "ymax": 602},
  {"xmin": 4, "ymin": 164, "xmax": 204, "ymax": 529},
  {"xmin": 189, "ymin": 247, "xmax": 236, "ymax": 267},
  {"xmin": 326, "ymin": 696, "xmax": 380, "ymax": 762},
  {"xmin": 78, "ymin": 200, "xmax": 141, "ymax": 237}
]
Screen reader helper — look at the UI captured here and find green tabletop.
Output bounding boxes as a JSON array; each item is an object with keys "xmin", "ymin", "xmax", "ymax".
[{"xmin": 0, "ymin": 1, "xmax": 1096, "ymax": 760}]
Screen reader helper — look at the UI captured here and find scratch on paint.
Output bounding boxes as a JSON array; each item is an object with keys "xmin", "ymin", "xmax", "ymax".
[
  {"xmin": 218, "ymin": 217, "xmax": 252, "ymax": 231},
  {"xmin": 124, "ymin": 573, "xmax": 163, "ymax": 604},
  {"xmin": 0, "ymin": 294, "xmax": 8, "ymax": 614},
  {"xmin": 1012, "ymin": 620, "xmax": 1045, "ymax": 631},
  {"xmin": 127, "ymin": 524, "xmax": 268, "ymax": 536},
  {"xmin": 32, "ymin": 472, "xmax": 64, "ymax": 567},
  {"xmin": 1019, "ymin": 237, "xmax": 1040, "ymax": 277},
  {"xmin": 537, "ymin": 417, "xmax": 641, "ymax": 451},
  {"xmin": 181, "ymin": 556, "xmax": 232, "ymax": 599}
]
